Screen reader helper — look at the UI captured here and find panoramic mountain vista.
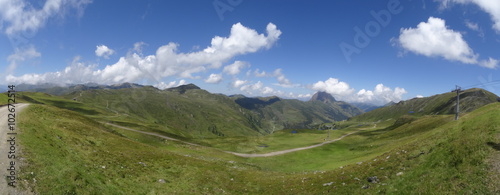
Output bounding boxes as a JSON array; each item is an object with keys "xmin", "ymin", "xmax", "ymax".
[
  {"xmin": 1, "ymin": 84, "xmax": 499, "ymax": 194},
  {"xmin": 1, "ymin": 0, "xmax": 500, "ymax": 194}
]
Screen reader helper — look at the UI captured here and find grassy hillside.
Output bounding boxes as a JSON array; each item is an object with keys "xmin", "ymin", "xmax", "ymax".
[
  {"xmin": 16, "ymin": 98, "xmax": 500, "ymax": 193},
  {"xmin": 17, "ymin": 102, "xmax": 500, "ymax": 194},
  {"xmin": 62, "ymin": 86, "xmax": 265, "ymax": 138},
  {"xmin": 16, "ymin": 104, "xmax": 280, "ymax": 194},
  {"xmin": 351, "ymin": 88, "xmax": 499, "ymax": 122},
  {"xmin": 14, "ymin": 83, "xmax": 365, "ymax": 138},
  {"xmin": 57, "ymin": 84, "xmax": 365, "ymax": 138}
]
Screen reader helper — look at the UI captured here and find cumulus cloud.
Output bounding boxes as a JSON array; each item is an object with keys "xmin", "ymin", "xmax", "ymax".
[
  {"xmin": 261, "ymin": 86, "xmax": 275, "ymax": 95},
  {"xmin": 231, "ymin": 79, "xmax": 248, "ymax": 88},
  {"xmin": 311, "ymin": 78, "xmax": 355, "ymax": 97},
  {"xmin": 272, "ymin": 68, "xmax": 296, "ymax": 87},
  {"xmin": 249, "ymin": 68, "xmax": 296, "ymax": 87},
  {"xmin": 393, "ymin": 17, "xmax": 498, "ymax": 69},
  {"xmin": 6, "ymin": 56, "xmax": 95, "ymax": 85},
  {"xmin": 154, "ymin": 79, "xmax": 187, "ymax": 90},
  {"xmin": 439, "ymin": 0, "xmax": 500, "ymax": 33},
  {"xmin": 6, "ymin": 23, "xmax": 282, "ymax": 85},
  {"xmin": 205, "ymin": 73, "xmax": 223, "ymax": 84},
  {"xmin": 239, "ymin": 81, "xmax": 290, "ymax": 97},
  {"xmin": 95, "ymin": 45, "xmax": 115, "ymax": 59},
  {"xmin": 254, "ymin": 69, "xmax": 267, "ymax": 77},
  {"xmin": 240, "ymin": 81, "xmax": 265, "ymax": 95},
  {"xmin": 223, "ymin": 61, "xmax": 249, "ymax": 75},
  {"xmin": 0, "ymin": 0, "xmax": 92, "ymax": 35},
  {"xmin": 230, "ymin": 78, "xmax": 311, "ymax": 99},
  {"xmin": 311, "ymin": 78, "xmax": 407, "ymax": 105},
  {"xmin": 352, "ymin": 84, "xmax": 407, "ymax": 105}
]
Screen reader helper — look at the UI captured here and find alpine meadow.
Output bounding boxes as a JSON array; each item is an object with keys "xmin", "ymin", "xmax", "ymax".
[{"xmin": 1, "ymin": 0, "xmax": 500, "ymax": 194}]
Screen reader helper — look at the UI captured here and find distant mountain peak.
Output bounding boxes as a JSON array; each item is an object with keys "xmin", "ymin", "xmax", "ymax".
[
  {"xmin": 384, "ymin": 101, "xmax": 396, "ymax": 107},
  {"xmin": 109, "ymin": 82, "xmax": 144, "ymax": 89},
  {"xmin": 310, "ymin": 91, "xmax": 336, "ymax": 103},
  {"xmin": 166, "ymin": 83, "xmax": 201, "ymax": 94}
]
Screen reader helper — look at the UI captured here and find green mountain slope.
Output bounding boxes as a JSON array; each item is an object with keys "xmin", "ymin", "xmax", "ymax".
[
  {"xmin": 232, "ymin": 91, "xmax": 363, "ymax": 130},
  {"xmin": 62, "ymin": 85, "xmax": 265, "ymax": 138},
  {"xmin": 16, "ymin": 98, "xmax": 500, "ymax": 194},
  {"xmin": 351, "ymin": 88, "xmax": 499, "ymax": 122},
  {"xmin": 12, "ymin": 83, "xmax": 364, "ymax": 138}
]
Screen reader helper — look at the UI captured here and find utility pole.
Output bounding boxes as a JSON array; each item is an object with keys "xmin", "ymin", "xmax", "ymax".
[{"xmin": 452, "ymin": 85, "xmax": 462, "ymax": 120}]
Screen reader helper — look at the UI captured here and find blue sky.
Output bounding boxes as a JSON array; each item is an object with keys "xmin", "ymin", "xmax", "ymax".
[{"xmin": 1, "ymin": 0, "xmax": 499, "ymax": 105}]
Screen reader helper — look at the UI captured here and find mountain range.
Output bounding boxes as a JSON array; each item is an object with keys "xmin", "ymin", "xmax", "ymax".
[
  {"xmin": 17, "ymin": 83, "xmax": 358, "ymax": 137},
  {"xmin": 11, "ymin": 83, "xmax": 499, "ymax": 138}
]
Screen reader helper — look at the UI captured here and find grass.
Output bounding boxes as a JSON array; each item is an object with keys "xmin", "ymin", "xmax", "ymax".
[
  {"xmin": 17, "ymin": 104, "xmax": 281, "ymax": 194},
  {"xmin": 195, "ymin": 128, "xmax": 356, "ymax": 154},
  {"xmin": 14, "ymin": 90, "xmax": 500, "ymax": 194},
  {"xmin": 89, "ymin": 103, "xmax": 500, "ymax": 193}
]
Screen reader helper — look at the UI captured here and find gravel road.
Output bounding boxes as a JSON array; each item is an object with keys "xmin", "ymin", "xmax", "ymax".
[
  {"xmin": 0, "ymin": 103, "xmax": 29, "ymax": 195},
  {"xmin": 106, "ymin": 122, "xmax": 360, "ymax": 158}
]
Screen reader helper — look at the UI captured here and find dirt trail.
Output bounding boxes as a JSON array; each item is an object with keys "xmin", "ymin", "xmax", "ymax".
[
  {"xmin": 226, "ymin": 131, "xmax": 359, "ymax": 157},
  {"xmin": 0, "ymin": 103, "xmax": 30, "ymax": 195},
  {"xmin": 104, "ymin": 123, "xmax": 201, "ymax": 147},
  {"xmin": 105, "ymin": 122, "xmax": 361, "ymax": 158}
]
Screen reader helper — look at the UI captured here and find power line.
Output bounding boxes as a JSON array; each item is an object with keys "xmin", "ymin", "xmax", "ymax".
[{"xmin": 462, "ymin": 79, "xmax": 500, "ymax": 89}]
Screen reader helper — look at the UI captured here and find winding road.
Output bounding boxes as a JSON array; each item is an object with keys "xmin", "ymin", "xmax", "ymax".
[
  {"xmin": 104, "ymin": 122, "xmax": 361, "ymax": 158},
  {"xmin": 0, "ymin": 103, "xmax": 29, "ymax": 195}
]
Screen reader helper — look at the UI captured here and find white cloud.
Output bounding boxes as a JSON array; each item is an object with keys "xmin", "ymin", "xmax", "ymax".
[
  {"xmin": 95, "ymin": 45, "xmax": 115, "ymax": 59},
  {"xmin": 231, "ymin": 79, "xmax": 248, "ymax": 88},
  {"xmin": 479, "ymin": 57, "xmax": 499, "ymax": 69},
  {"xmin": 261, "ymin": 86, "xmax": 274, "ymax": 95},
  {"xmin": 223, "ymin": 61, "xmax": 249, "ymax": 75},
  {"xmin": 394, "ymin": 17, "xmax": 498, "ymax": 69},
  {"xmin": 254, "ymin": 69, "xmax": 267, "ymax": 77},
  {"xmin": 297, "ymin": 93, "xmax": 312, "ymax": 99},
  {"xmin": 272, "ymin": 68, "xmax": 296, "ymax": 87},
  {"xmin": 439, "ymin": 0, "xmax": 500, "ymax": 33},
  {"xmin": 250, "ymin": 68, "xmax": 296, "ymax": 88},
  {"xmin": 205, "ymin": 73, "xmax": 223, "ymax": 84},
  {"xmin": 311, "ymin": 78, "xmax": 407, "ymax": 105},
  {"xmin": 133, "ymin": 42, "xmax": 147, "ymax": 54},
  {"xmin": 6, "ymin": 23, "xmax": 282, "ymax": 85},
  {"xmin": 416, "ymin": 95, "xmax": 424, "ymax": 98},
  {"xmin": 465, "ymin": 20, "xmax": 485, "ymax": 37},
  {"xmin": 240, "ymin": 81, "xmax": 264, "ymax": 95},
  {"xmin": 154, "ymin": 79, "xmax": 186, "ymax": 90},
  {"xmin": 311, "ymin": 78, "xmax": 355, "ymax": 97},
  {"xmin": 6, "ymin": 45, "xmax": 41, "ymax": 74},
  {"xmin": 6, "ymin": 56, "xmax": 95, "ymax": 85},
  {"xmin": 465, "ymin": 20, "xmax": 479, "ymax": 31},
  {"xmin": 229, "ymin": 79, "xmax": 310, "ymax": 100},
  {"xmin": 0, "ymin": 0, "xmax": 92, "ymax": 35},
  {"xmin": 352, "ymin": 84, "xmax": 407, "ymax": 105}
]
